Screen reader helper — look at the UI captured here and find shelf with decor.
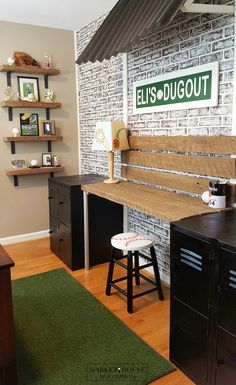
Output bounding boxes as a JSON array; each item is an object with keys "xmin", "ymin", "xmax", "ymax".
[
  {"xmin": 1, "ymin": 100, "xmax": 62, "ymax": 121},
  {"xmin": 1, "ymin": 63, "xmax": 61, "ymax": 120},
  {"xmin": 0, "ymin": 64, "xmax": 60, "ymax": 76},
  {"xmin": 6, "ymin": 166, "xmax": 65, "ymax": 187},
  {"xmin": 3, "ymin": 135, "xmax": 63, "ymax": 154}
]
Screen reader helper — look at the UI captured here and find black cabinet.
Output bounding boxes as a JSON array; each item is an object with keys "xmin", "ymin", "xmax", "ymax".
[
  {"xmin": 170, "ymin": 210, "xmax": 236, "ymax": 385},
  {"xmin": 48, "ymin": 174, "xmax": 123, "ymax": 270}
]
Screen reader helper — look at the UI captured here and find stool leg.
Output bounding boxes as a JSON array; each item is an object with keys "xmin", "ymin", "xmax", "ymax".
[
  {"xmin": 106, "ymin": 246, "xmax": 116, "ymax": 296},
  {"xmin": 127, "ymin": 251, "xmax": 133, "ymax": 313},
  {"xmin": 134, "ymin": 251, "xmax": 140, "ymax": 285},
  {"xmin": 150, "ymin": 246, "xmax": 164, "ymax": 300}
]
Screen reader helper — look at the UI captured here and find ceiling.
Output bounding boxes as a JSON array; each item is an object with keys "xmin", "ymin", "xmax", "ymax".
[{"xmin": 0, "ymin": 0, "xmax": 118, "ymax": 31}]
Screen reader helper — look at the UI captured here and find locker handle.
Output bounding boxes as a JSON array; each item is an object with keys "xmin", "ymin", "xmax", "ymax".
[
  {"xmin": 59, "ymin": 201, "xmax": 64, "ymax": 205},
  {"xmin": 49, "ymin": 230, "xmax": 54, "ymax": 234},
  {"xmin": 59, "ymin": 238, "xmax": 64, "ymax": 242},
  {"xmin": 48, "ymin": 196, "xmax": 53, "ymax": 200},
  {"xmin": 216, "ymin": 360, "xmax": 224, "ymax": 367}
]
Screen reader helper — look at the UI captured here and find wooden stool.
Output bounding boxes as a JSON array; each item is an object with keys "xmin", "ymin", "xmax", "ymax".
[{"xmin": 106, "ymin": 232, "xmax": 164, "ymax": 313}]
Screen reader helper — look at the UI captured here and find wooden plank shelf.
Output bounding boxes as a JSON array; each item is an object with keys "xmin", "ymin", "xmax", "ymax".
[
  {"xmin": 4, "ymin": 136, "xmax": 63, "ymax": 142},
  {"xmin": 1, "ymin": 100, "xmax": 61, "ymax": 109},
  {"xmin": 6, "ymin": 166, "xmax": 65, "ymax": 186},
  {"xmin": 3, "ymin": 135, "xmax": 63, "ymax": 154},
  {"xmin": 0, "ymin": 64, "xmax": 60, "ymax": 76}
]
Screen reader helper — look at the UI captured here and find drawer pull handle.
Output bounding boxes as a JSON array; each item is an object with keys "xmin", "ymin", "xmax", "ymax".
[
  {"xmin": 49, "ymin": 230, "xmax": 55, "ymax": 234},
  {"xmin": 48, "ymin": 196, "xmax": 53, "ymax": 200},
  {"xmin": 59, "ymin": 201, "xmax": 64, "ymax": 205},
  {"xmin": 59, "ymin": 238, "xmax": 64, "ymax": 242}
]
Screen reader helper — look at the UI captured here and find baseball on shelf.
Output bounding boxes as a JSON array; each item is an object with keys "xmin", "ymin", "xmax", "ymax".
[
  {"xmin": 12, "ymin": 127, "xmax": 20, "ymax": 137},
  {"xmin": 201, "ymin": 190, "xmax": 211, "ymax": 204},
  {"xmin": 30, "ymin": 159, "xmax": 38, "ymax": 167},
  {"xmin": 7, "ymin": 57, "xmax": 15, "ymax": 65}
]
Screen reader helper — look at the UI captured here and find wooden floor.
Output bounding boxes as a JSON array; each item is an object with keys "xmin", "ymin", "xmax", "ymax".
[{"xmin": 5, "ymin": 238, "xmax": 193, "ymax": 385}]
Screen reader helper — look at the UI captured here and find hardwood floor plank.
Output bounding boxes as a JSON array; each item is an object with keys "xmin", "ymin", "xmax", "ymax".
[{"xmin": 5, "ymin": 238, "xmax": 193, "ymax": 385}]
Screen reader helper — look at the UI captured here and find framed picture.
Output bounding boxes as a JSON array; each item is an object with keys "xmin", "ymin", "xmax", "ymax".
[
  {"xmin": 41, "ymin": 120, "xmax": 56, "ymax": 136},
  {"xmin": 17, "ymin": 76, "xmax": 40, "ymax": 101},
  {"xmin": 42, "ymin": 152, "xmax": 52, "ymax": 167},
  {"xmin": 20, "ymin": 113, "xmax": 39, "ymax": 136},
  {"xmin": 11, "ymin": 159, "xmax": 27, "ymax": 168}
]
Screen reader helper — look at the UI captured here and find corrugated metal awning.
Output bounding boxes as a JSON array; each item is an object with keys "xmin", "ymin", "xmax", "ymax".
[{"xmin": 76, "ymin": 0, "xmax": 186, "ymax": 65}]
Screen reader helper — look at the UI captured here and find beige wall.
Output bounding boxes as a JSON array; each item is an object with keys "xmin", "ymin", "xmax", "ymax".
[{"xmin": 0, "ymin": 21, "xmax": 78, "ymax": 238}]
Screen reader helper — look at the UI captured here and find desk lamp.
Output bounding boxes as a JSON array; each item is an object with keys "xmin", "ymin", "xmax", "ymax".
[{"xmin": 92, "ymin": 121, "xmax": 129, "ymax": 184}]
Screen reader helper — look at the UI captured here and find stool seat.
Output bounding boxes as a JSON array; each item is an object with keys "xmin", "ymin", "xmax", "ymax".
[{"xmin": 111, "ymin": 232, "xmax": 153, "ymax": 251}]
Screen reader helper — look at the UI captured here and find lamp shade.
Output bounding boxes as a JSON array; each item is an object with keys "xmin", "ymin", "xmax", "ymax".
[{"xmin": 92, "ymin": 121, "xmax": 129, "ymax": 152}]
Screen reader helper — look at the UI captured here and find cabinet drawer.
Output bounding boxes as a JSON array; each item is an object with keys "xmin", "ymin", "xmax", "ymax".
[
  {"xmin": 58, "ymin": 186, "xmax": 71, "ymax": 226},
  {"xmin": 58, "ymin": 223, "xmax": 72, "ymax": 268},
  {"xmin": 48, "ymin": 181, "xmax": 58, "ymax": 219},
  {"xmin": 218, "ymin": 248, "xmax": 236, "ymax": 335},
  {"xmin": 49, "ymin": 216, "xmax": 59, "ymax": 255},
  {"xmin": 216, "ymin": 326, "xmax": 236, "ymax": 385},
  {"xmin": 170, "ymin": 298, "xmax": 209, "ymax": 385},
  {"xmin": 171, "ymin": 229, "xmax": 212, "ymax": 316}
]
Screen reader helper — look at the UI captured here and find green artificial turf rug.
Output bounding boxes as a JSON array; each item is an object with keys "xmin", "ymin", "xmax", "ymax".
[{"xmin": 12, "ymin": 269, "xmax": 174, "ymax": 385}]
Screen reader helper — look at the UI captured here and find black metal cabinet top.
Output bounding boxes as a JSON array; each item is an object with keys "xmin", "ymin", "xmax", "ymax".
[
  {"xmin": 171, "ymin": 209, "xmax": 236, "ymax": 242},
  {"xmin": 48, "ymin": 174, "xmax": 105, "ymax": 187}
]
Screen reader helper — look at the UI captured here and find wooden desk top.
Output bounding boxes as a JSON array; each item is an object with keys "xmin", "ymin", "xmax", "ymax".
[{"xmin": 82, "ymin": 181, "xmax": 221, "ymax": 222}]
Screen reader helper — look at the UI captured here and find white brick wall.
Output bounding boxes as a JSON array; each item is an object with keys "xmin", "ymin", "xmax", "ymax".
[{"xmin": 76, "ymin": 5, "xmax": 234, "ymax": 284}]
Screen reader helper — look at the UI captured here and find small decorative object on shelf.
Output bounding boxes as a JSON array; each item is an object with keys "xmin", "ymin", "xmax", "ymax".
[
  {"xmin": 44, "ymin": 53, "xmax": 52, "ymax": 69},
  {"xmin": 12, "ymin": 127, "xmax": 20, "ymax": 137},
  {"xmin": 13, "ymin": 51, "xmax": 40, "ymax": 67},
  {"xmin": 20, "ymin": 113, "xmax": 39, "ymax": 136},
  {"xmin": 44, "ymin": 88, "xmax": 55, "ymax": 102},
  {"xmin": 42, "ymin": 152, "xmax": 52, "ymax": 167},
  {"xmin": 11, "ymin": 159, "xmax": 26, "ymax": 168},
  {"xmin": 53, "ymin": 154, "xmax": 60, "ymax": 167},
  {"xmin": 41, "ymin": 120, "xmax": 55, "ymax": 136},
  {"xmin": 7, "ymin": 56, "xmax": 15, "ymax": 66},
  {"xmin": 29, "ymin": 159, "xmax": 40, "ymax": 168},
  {"xmin": 4, "ymin": 86, "xmax": 15, "ymax": 101},
  {"xmin": 17, "ymin": 76, "xmax": 40, "ymax": 101}
]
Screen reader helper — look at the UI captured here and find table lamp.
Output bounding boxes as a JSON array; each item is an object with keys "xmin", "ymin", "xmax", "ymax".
[{"xmin": 92, "ymin": 121, "xmax": 129, "ymax": 184}]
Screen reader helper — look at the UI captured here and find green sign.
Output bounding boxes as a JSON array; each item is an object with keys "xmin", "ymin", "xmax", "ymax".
[{"xmin": 133, "ymin": 62, "xmax": 219, "ymax": 113}]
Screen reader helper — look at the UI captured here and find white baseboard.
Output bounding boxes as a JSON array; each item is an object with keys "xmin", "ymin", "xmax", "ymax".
[{"xmin": 0, "ymin": 230, "xmax": 49, "ymax": 245}]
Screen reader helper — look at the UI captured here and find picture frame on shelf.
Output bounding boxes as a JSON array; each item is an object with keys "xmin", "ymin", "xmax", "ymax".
[
  {"xmin": 41, "ymin": 120, "xmax": 56, "ymax": 136},
  {"xmin": 20, "ymin": 113, "xmax": 39, "ymax": 136},
  {"xmin": 42, "ymin": 152, "xmax": 52, "ymax": 167},
  {"xmin": 11, "ymin": 159, "xmax": 27, "ymax": 168},
  {"xmin": 17, "ymin": 76, "xmax": 40, "ymax": 101}
]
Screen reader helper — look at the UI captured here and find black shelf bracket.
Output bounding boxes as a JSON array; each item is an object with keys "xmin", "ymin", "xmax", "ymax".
[
  {"xmin": 46, "ymin": 108, "xmax": 50, "ymax": 120},
  {"xmin": 8, "ymin": 107, "xmax": 13, "ymax": 121},
  {"xmin": 13, "ymin": 176, "xmax": 18, "ymax": 187},
  {"xmin": 44, "ymin": 75, "xmax": 49, "ymax": 89},
  {"xmin": 7, "ymin": 72, "xmax": 12, "ymax": 87},
  {"xmin": 47, "ymin": 141, "xmax": 52, "ymax": 152},
  {"xmin": 10, "ymin": 141, "xmax": 16, "ymax": 154}
]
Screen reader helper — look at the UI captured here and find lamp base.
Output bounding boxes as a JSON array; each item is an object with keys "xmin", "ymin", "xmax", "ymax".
[{"xmin": 104, "ymin": 178, "xmax": 119, "ymax": 184}]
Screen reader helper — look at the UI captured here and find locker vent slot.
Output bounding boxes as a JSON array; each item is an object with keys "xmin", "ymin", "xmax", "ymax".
[
  {"xmin": 229, "ymin": 270, "xmax": 236, "ymax": 289},
  {"xmin": 180, "ymin": 248, "xmax": 202, "ymax": 271}
]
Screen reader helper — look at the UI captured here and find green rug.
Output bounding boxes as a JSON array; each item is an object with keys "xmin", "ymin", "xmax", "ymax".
[{"xmin": 12, "ymin": 269, "xmax": 174, "ymax": 385}]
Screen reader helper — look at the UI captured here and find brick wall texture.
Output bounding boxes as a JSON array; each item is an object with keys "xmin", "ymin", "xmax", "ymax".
[{"xmin": 76, "ymin": 3, "xmax": 234, "ymax": 284}]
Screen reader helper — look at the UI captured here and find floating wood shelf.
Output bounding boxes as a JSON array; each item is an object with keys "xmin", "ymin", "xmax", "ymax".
[
  {"xmin": 6, "ymin": 166, "xmax": 65, "ymax": 186},
  {"xmin": 1, "ymin": 100, "xmax": 61, "ymax": 109},
  {"xmin": 3, "ymin": 135, "xmax": 63, "ymax": 154},
  {"xmin": 4, "ymin": 136, "xmax": 63, "ymax": 143},
  {"xmin": 0, "ymin": 64, "xmax": 60, "ymax": 76}
]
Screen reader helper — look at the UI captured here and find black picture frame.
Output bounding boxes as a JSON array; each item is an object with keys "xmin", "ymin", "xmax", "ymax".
[
  {"xmin": 20, "ymin": 113, "xmax": 39, "ymax": 136},
  {"xmin": 41, "ymin": 120, "xmax": 56, "ymax": 136},
  {"xmin": 42, "ymin": 152, "xmax": 52, "ymax": 167},
  {"xmin": 17, "ymin": 76, "xmax": 40, "ymax": 101}
]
